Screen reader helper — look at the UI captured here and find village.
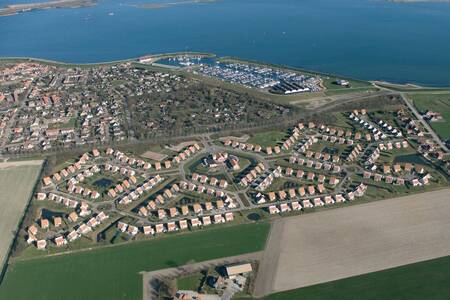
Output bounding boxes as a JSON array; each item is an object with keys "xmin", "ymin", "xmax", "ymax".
[
  {"xmin": 2, "ymin": 0, "xmax": 450, "ymax": 297},
  {"xmin": 0, "ymin": 58, "xmax": 449, "ymax": 300},
  {"xmin": 0, "ymin": 61, "xmax": 290, "ymax": 155},
  {"xmin": 15, "ymin": 103, "xmax": 447, "ymax": 256}
]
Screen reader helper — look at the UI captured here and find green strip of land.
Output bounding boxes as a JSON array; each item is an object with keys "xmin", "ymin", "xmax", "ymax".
[
  {"xmin": 408, "ymin": 92, "xmax": 450, "ymax": 140},
  {"xmin": 0, "ymin": 222, "xmax": 270, "ymax": 300},
  {"xmin": 237, "ymin": 255, "xmax": 450, "ymax": 300}
]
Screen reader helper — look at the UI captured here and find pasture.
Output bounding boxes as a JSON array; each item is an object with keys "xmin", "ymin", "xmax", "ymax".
[
  {"xmin": 0, "ymin": 161, "xmax": 42, "ymax": 272},
  {"xmin": 0, "ymin": 222, "xmax": 270, "ymax": 300},
  {"xmin": 409, "ymin": 93, "xmax": 450, "ymax": 140}
]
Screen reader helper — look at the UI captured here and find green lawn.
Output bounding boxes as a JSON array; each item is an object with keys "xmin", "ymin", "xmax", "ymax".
[
  {"xmin": 0, "ymin": 222, "xmax": 269, "ymax": 300},
  {"xmin": 377, "ymin": 147, "xmax": 418, "ymax": 165},
  {"xmin": 266, "ymin": 177, "xmax": 300, "ymax": 192},
  {"xmin": 322, "ymin": 76, "xmax": 373, "ymax": 91},
  {"xmin": 409, "ymin": 93, "xmax": 450, "ymax": 140},
  {"xmin": 247, "ymin": 131, "xmax": 286, "ymax": 148},
  {"xmin": 177, "ymin": 273, "xmax": 203, "ymax": 290},
  {"xmin": 237, "ymin": 255, "xmax": 450, "ymax": 300},
  {"xmin": 328, "ymin": 112, "xmax": 355, "ymax": 129},
  {"xmin": 48, "ymin": 117, "xmax": 77, "ymax": 129}
]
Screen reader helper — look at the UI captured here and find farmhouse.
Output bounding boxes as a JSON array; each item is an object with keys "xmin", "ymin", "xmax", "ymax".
[{"xmin": 225, "ymin": 263, "xmax": 253, "ymax": 278}]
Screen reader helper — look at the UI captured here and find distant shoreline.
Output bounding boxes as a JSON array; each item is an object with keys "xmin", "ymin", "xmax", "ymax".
[
  {"xmin": 0, "ymin": 0, "xmax": 96, "ymax": 17},
  {"xmin": 133, "ymin": 0, "xmax": 217, "ymax": 10},
  {"xmin": 2, "ymin": 52, "xmax": 450, "ymax": 90},
  {"xmin": 388, "ymin": 0, "xmax": 450, "ymax": 3}
]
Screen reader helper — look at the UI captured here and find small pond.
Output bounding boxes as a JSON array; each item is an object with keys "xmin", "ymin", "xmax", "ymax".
[
  {"xmin": 93, "ymin": 178, "xmax": 114, "ymax": 188},
  {"xmin": 247, "ymin": 213, "xmax": 261, "ymax": 221},
  {"xmin": 394, "ymin": 154, "xmax": 428, "ymax": 165},
  {"xmin": 41, "ymin": 208, "xmax": 65, "ymax": 220}
]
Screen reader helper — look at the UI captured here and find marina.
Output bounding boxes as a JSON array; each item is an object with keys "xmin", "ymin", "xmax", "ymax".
[
  {"xmin": 154, "ymin": 55, "xmax": 323, "ymax": 94},
  {"xmin": 1, "ymin": 0, "xmax": 450, "ymax": 85}
]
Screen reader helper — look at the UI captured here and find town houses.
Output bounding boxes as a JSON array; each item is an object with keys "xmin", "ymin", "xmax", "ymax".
[{"xmin": 19, "ymin": 103, "xmax": 446, "ymax": 253}]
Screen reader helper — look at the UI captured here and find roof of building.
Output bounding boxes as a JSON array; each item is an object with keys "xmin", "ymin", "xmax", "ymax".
[{"xmin": 226, "ymin": 263, "xmax": 253, "ymax": 276}]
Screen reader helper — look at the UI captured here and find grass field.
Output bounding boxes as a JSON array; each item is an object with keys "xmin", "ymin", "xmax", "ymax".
[
  {"xmin": 237, "ymin": 255, "xmax": 450, "ymax": 300},
  {"xmin": 0, "ymin": 161, "xmax": 42, "ymax": 272},
  {"xmin": 0, "ymin": 222, "xmax": 270, "ymax": 300},
  {"xmin": 247, "ymin": 130, "xmax": 286, "ymax": 147},
  {"xmin": 177, "ymin": 273, "xmax": 203, "ymax": 290},
  {"xmin": 408, "ymin": 93, "xmax": 450, "ymax": 140}
]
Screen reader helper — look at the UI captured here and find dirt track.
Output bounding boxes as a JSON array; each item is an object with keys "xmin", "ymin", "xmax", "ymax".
[{"xmin": 253, "ymin": 188, "xmax": 450, "ymax": 297}]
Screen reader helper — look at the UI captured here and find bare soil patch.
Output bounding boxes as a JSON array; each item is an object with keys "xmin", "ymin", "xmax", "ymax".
[
  {"xmin": 141, "ymin": 151, "xmax": 168, "ymax": 161},
  {"xmin": 167, "ymin": 140, "xmax": 197, "ymax": 152},
  {"xmin": 218, "ymin": 134, "xmax": 250, "ymax": 143}
]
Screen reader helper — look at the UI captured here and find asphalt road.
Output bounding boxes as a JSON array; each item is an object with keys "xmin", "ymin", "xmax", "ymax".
[{"xmin": 400, "ymin": 93, "xmax": 449, "ymax": 152}]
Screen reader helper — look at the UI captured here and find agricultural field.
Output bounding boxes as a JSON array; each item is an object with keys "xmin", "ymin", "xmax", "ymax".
[
  {"xmin": 0, "ymin": 161, "xmax": 43, "ymax": 271},
  {"xmin": 0, "ymin": 222, "xmax": 270, "ymax": 300},
  {"xmin": 252, "ymin": 189, "xmax": 450, "ymax": 297},
  {"xmin": 237, "ymin": 255, "xmax": 450, "ymax": 300},
  {"xmin": 409, "ymin": 93, "xmax": 450, "ymax": 140}
]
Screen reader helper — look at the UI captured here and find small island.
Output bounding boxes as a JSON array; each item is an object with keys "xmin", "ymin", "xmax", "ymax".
[
  {"xmin": 134, "ymin": 0, "xmax": 216, "ymax": 10},
  {"xmin": 388, "ymin": 0, "xmax": 450, "ymax": 2},
  {"xmin": 0, "ymin": 0, "xmax": 96, "ymax": 17}
]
